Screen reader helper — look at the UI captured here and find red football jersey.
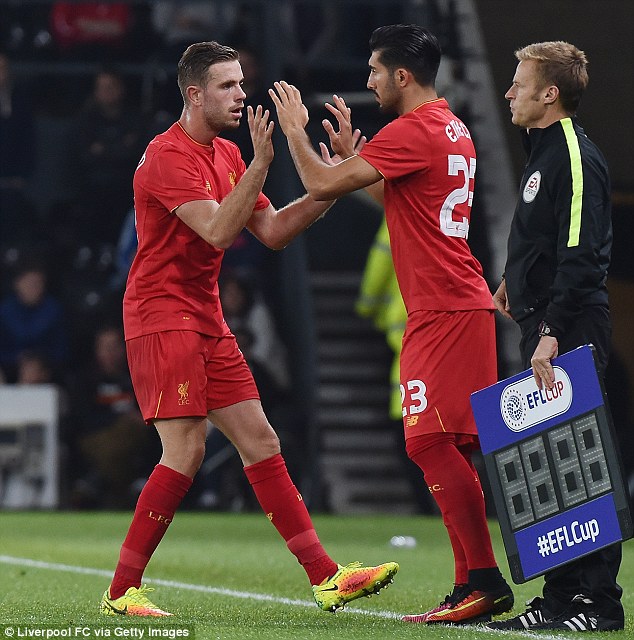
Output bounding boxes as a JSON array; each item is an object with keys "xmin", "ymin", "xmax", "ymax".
[
  {"xmin": 359, "ymin": 99, "xmax": 493, "ymax": 312},
  {"xmin": 123, "ymin": 122, "xmax": 270, "ymax": 340}
]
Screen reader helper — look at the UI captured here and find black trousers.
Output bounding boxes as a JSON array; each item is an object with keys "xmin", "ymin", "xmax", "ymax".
[{"xmin": 517, "ymin": 305, "xmax": 623, "ymax": 623}]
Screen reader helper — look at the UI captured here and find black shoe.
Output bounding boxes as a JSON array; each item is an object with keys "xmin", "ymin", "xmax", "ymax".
[
  {"xmin": 532, "ymin": 595, "xmax": 624, "ymax": 632},
  {"xmin": 486, "ymin": 596, "xmax": 548, "ymax": 630}
]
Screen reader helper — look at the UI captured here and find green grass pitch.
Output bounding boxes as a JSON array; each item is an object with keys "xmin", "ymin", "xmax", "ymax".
[{"xmin": 0, "ymin": 511, "xmax": 632, "ymax": 638}]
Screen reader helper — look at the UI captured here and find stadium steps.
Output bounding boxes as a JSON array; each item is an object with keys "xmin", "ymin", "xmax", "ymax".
[{"xmin": 311, "ymin": 271, "xmax": 417, "ymax": 514}]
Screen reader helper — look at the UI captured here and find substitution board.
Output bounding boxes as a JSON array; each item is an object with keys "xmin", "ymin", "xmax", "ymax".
[{"xmin": 470, "ymin": 345, "xmax": 632, "ymax": 583}]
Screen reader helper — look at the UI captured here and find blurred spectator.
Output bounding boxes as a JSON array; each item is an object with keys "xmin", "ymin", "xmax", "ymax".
[
  {"xmin": 220, "ymin": 270, "xmax": 290, "ymax": 390},
  {"xmin": 108, "ymin": 206, "xmax": 137, "ymax": 293},
  {"xmin": 71, "ymin": 67, "xmax": 144, "ymax": 244},
  {"xmin": 0, "ymin": 52, "xmax": 38, "ymax": 246},
  {"xmin": 64, "ymin": 323, "xmax": 158, "ymax": 509},
  {"xmin": 233, "ymin": 322, "xmax": 288, "ymax": 415},
  {"xmin": 0, "ymin": 261, "xmax": 68, "ymax": 383},
  {"xmin": 16, "ymin": 349, "xmax": 53, "ymax": 385}
]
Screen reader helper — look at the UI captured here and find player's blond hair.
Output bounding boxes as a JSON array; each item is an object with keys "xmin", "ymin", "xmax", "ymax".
[{"xmin": 515, "ymin": 41, "xmax": 588, "ymax": 113}]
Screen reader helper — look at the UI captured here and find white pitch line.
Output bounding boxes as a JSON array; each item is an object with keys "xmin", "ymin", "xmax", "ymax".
[
  {"xmin": 0, "ymin": 554, "xmax": 399, "ymax": 619},
  {"xmin": 0, "ymin": 554, "xmax": 577, "ymax": 638}
]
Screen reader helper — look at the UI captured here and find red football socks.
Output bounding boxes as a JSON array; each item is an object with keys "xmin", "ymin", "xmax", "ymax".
[
  {"xmin": 445, "ymin": 521, "xmax": 469, "ymax": 585},
  {"xmin": 244, "ymin": 453, "xmax": 337, "ymax": 585},
  {"xmin": 109, "ymin": 464, "xmax": 192, "ymax": 599},
  {"xmin": 407, "ymin": 433, "xmax": 497, "ymax": 572}
]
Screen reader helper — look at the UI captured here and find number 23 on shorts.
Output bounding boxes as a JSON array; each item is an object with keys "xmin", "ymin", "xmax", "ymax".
[{"xmin": 401, "ymin": 379, "xmax": 428, "ymax": 418}]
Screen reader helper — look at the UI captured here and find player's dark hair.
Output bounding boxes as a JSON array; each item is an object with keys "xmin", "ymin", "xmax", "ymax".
[
  {"xmin": 369, "ymin": 24, "xmax": 441, "ymax": 87},
  {"xmin": 177, "ymin": 41, "xmax": 240, "ymax": 103}
]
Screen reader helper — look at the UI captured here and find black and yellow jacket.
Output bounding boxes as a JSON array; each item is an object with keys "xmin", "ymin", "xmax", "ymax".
[{"xmin": 504, "ymin": 117, "xmax": 612, "ymax": 335}]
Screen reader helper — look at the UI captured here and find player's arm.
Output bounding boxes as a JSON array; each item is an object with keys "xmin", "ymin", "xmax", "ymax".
[
  {"xmin": 361, "ymin": 180, "xmax": 385, "ymax": 206},
  {"xmin": 270, "ymin": 81, "xmax": 382, "ymax": 201},
  {"xmin": 175, "ymin": 106, "xmax": 274, "ymax": 249},
  {"xmin": 247, "ymin": 196, "xmax": 334, "ymax": 250},
  {"xmin": 249, "ymin": 100, "xmax": 377, "ymax": 248}
]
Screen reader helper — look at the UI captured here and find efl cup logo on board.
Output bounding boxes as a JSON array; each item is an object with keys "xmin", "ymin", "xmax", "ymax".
[
  {"xmin": 523, "ymin": 170, "xmax": 541, "ymax": 203},
  {"xmin": 501, "ymin": 388, "xmax": 528, "ymax": 430},
  {"xmin": 500, "ymin": 367, "xmax": 572, "ymax": 432}
]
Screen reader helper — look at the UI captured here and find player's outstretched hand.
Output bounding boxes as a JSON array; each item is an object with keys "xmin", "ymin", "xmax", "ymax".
[
  {"xmin": 269, "ymin": 81, "xmax": 309, "ymax": 136},
  {"xmin": 320, "ymin": 95, "xmax": 366, "ymax": 164},
  {"xmin": 320, "ymin": 128, "xmax": 366, "ymax": 166},
  {"xmin": 247, "ymin": 105, "xmax": 274, "ymax": 168}
]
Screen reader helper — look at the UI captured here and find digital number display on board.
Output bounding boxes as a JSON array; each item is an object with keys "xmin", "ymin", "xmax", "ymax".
[{"xmin": 471, "ymin": 345, "xmax": 632, "ymax": 583}]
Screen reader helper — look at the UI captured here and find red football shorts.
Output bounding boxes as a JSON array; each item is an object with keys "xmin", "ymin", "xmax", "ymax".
[
  {"xmin": 126, "ymin": 330, "xmax": 259, "ymax": 423},
  {"xmin": 399, "ymin": 309, "xmax": 496, "ymax": 441}
]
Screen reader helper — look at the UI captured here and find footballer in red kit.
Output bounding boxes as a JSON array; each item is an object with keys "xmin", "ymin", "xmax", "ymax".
[
  {"xmin": 125, "ymin": 122, "xmax": 269, "ymax": 341},
  {"xmin": 271, "ymin": 24, "xmax": 512, "ymax": 625},
  {"xmin": 100, "ymin": 41, "xmax": 399, "ymax": 618},
  {"xmin": 125, "ymin": 124, "xmax": 269, "ymax": 421},
  {"xmin": 358, "ymin": 98, "xmax": 495, "ymax": 440},
  {"xmin": 358, "ymin": 99, "xmax": 491, "ymax": 313}
]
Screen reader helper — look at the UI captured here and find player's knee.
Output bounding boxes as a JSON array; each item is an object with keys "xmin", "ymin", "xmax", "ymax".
[
  {"xmin": 240, "ymin": 425, "xmax": 280, "ymax": 463},
  {"xmin": 183, "ymin": 446, "xmax": 206, "ymax": 478},
  {"xmin": 162, "ymin": 438, "xmax": 206, "ymax": 477},
  {"xmin": 256, "ymin": 426, "xmax": 281, "ymax": 457},
  {"xmin": 186, "ymin": 437, "xmax": 206, "ymax": 470}
]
